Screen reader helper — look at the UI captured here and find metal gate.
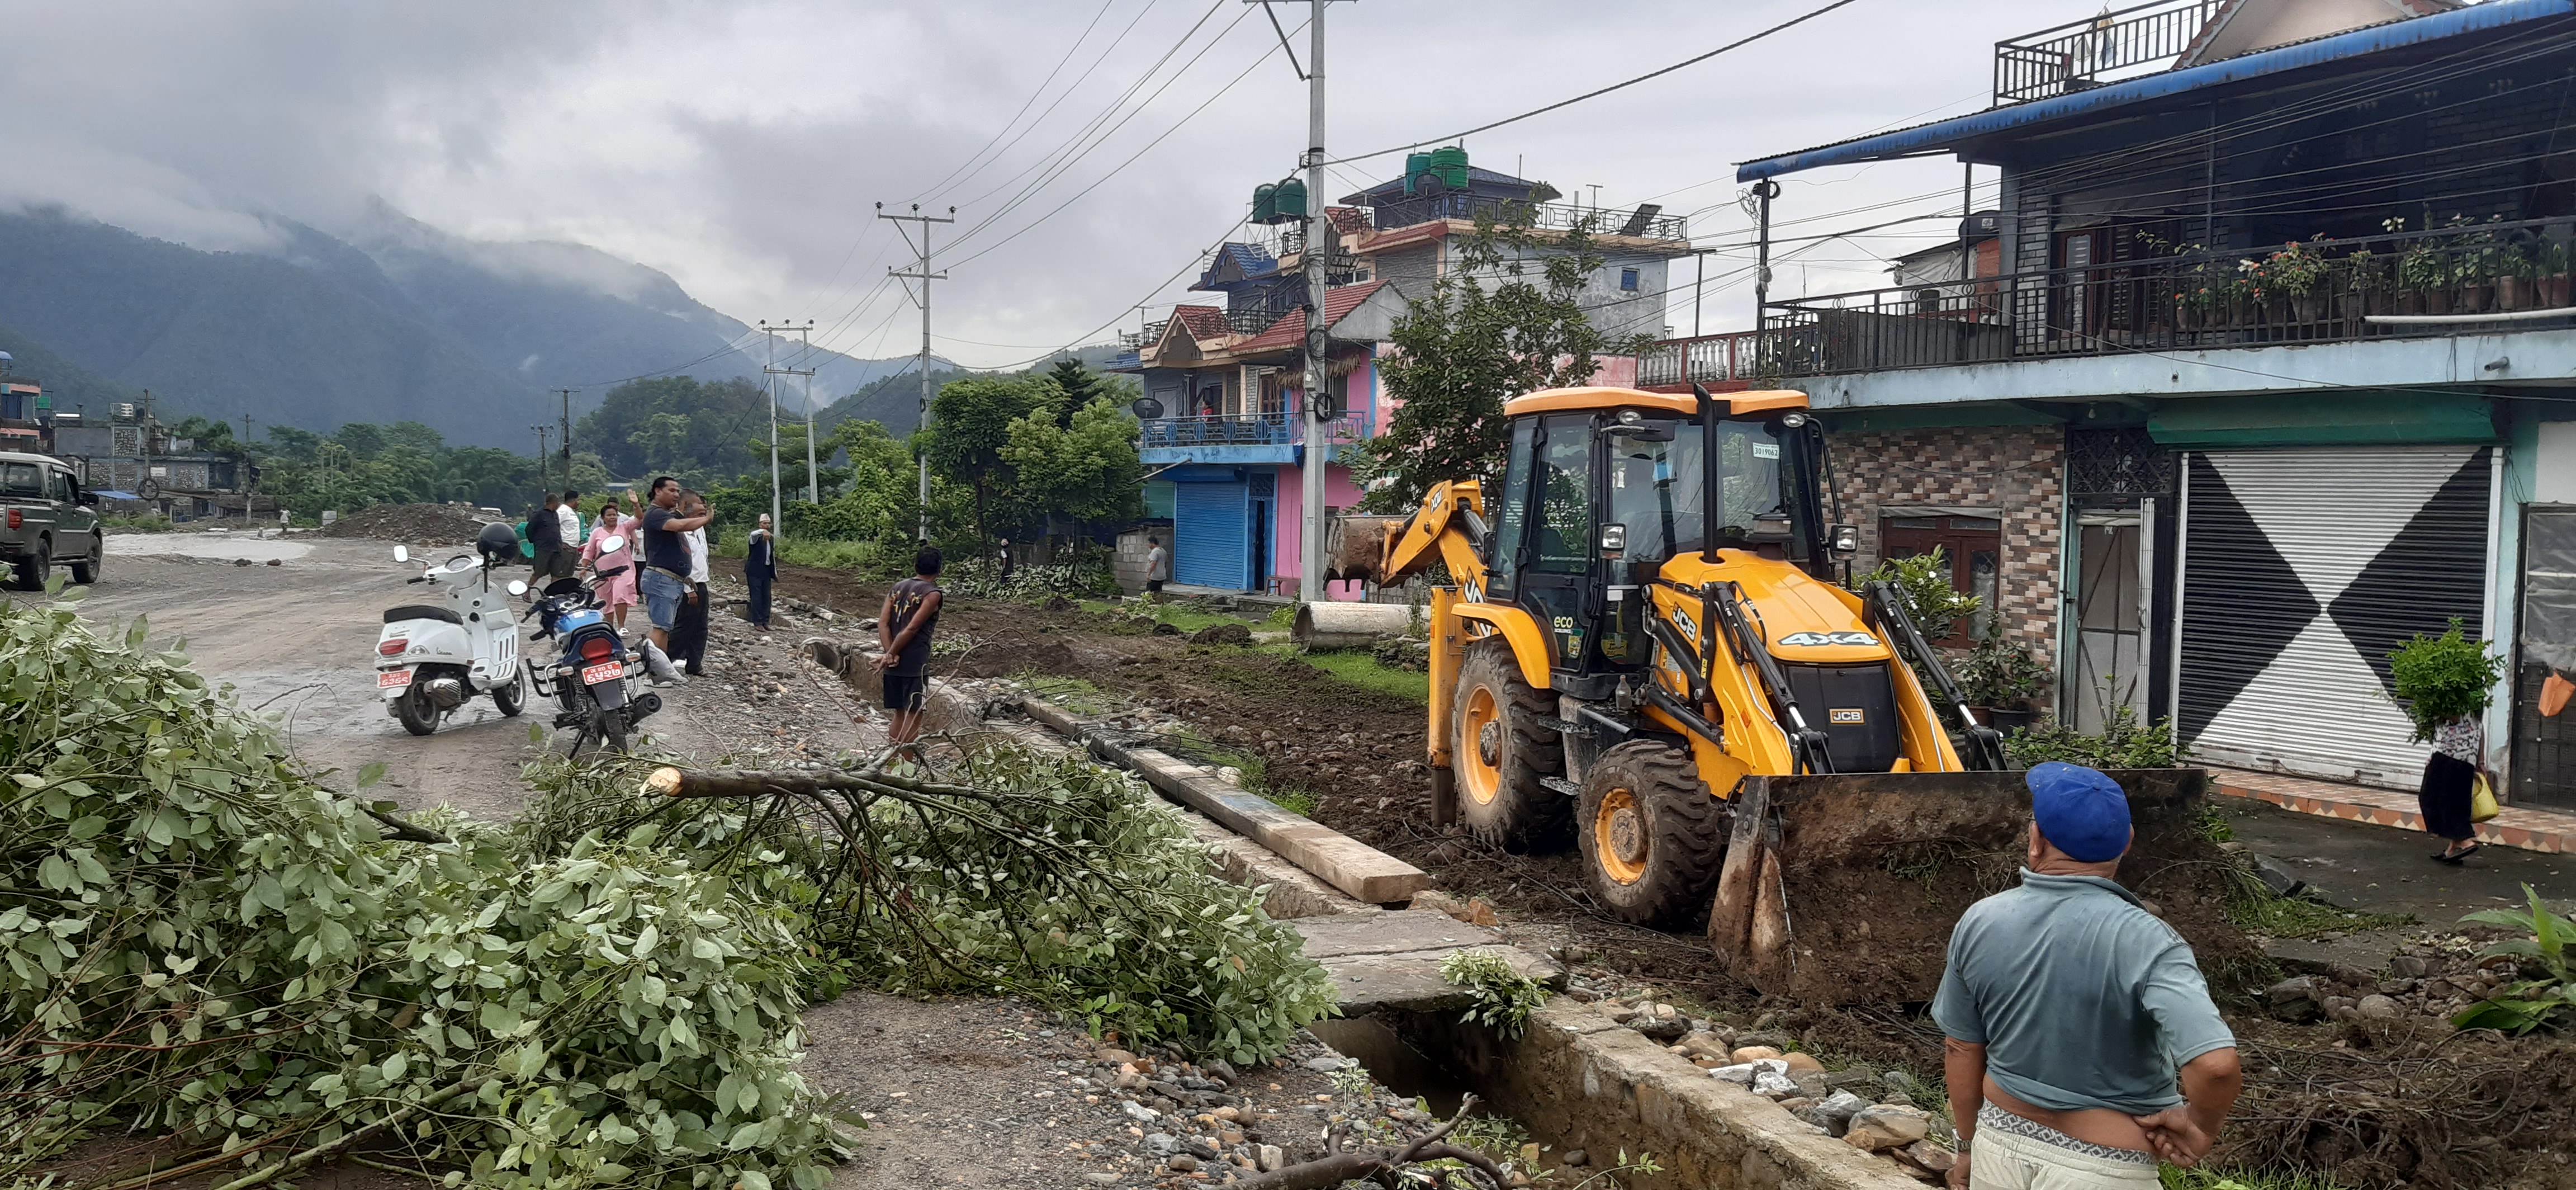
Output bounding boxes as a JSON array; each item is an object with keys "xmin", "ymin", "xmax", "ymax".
[
  {"xmin": 2176, "ymin": 446, "xmax": 2492, "ymax": 787},
  {"xmin": 1173, "ymin": 481, "xmax": 1251, "ymax": 590}
]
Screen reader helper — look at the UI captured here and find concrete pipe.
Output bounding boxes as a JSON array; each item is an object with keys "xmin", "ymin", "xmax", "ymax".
[{"xmin": 1294, "ymin": 601, "xmax": 1414, "ymax": 650}]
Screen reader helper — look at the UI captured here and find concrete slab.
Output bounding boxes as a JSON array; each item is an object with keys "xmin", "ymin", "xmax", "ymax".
[
  {"xmin": 1297, "ymin": 908, "xmax": 1490, "ymax": 958},
  {"xmin": 1024, "ymin": 696, "xmax": 1432, "ymax": 905},
  {"xmin": 1299, "ymin": 909, "xmax": 1565, "ymax": 1012}
]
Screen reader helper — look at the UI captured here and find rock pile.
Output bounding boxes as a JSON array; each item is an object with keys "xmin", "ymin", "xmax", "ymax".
[
  {"xmin": 319, "ymin": 502, "xmax": 495, "ymax": 546},
  {"xmin": 2265, "ymin": 936, "xmax": 2523, "ymax": 1025}
]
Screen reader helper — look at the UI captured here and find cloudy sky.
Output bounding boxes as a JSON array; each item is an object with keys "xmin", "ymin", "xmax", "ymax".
[{"xmin": 0, "ymin": 0, "xmax": 2094, "ymax": 369}]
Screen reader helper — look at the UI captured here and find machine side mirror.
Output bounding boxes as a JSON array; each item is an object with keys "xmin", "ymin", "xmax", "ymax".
[
  {"xmin": 506, "ymin": 579, "xmax": 529, "ymax": 597},
  {"xmin": 77, "ymin": 491, "xmax": 98, "ymax": 507},
  {"xmin": 393, "ymin": 545, "xmax": 410, "ymax": 564},
  {"xmin": 1830, "ymin": 523, "xmax": 1859, "ymax": 557},
  {"xmin": 598, "ymin": 534, "xmax": 627, "ymax": 555},
  {"xmin": 1597, "ymin": 522, "xmax": 1628, "ymax": 558}
]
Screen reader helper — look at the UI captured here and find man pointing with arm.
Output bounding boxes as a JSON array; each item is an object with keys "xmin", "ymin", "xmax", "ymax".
[{"xmin": 1936, "ymin": 762, "xmax": 2242, "ymax": 1189}]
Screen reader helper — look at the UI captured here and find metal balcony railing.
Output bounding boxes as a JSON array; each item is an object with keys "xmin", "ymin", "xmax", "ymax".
[
  {"xmin": 1636, "ymin": 330, "xmax": 1768, "ymax": 388},
  {"xmin": 1140, "ymin": 412, "xmax": 1361, "ymax": 449},
  {"xmin": 1365, "ymin": 193, "xmax": 1687, "ymax": 241},
  {"xmin": 1761, "ymin": 216, "xmax": 2576, "ymax": 379},
  {"xmin": 1995, "ymin": 0, "xmax": 2224, "ymax": 103}
]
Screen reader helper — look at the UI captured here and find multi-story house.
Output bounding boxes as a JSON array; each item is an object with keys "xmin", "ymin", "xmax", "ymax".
[
  {"xmin": 1680, "ymin": 0, "xmax": 2576, "ymax": 816},
  {"xmin": 1119, "ymin": 150, "xmax": 1688, "ymax": 595}
]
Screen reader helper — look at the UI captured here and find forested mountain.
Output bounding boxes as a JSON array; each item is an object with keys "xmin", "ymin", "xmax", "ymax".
[{"xmin": 0, "ymin": 206, "xmax": 912, "ymax": 447}]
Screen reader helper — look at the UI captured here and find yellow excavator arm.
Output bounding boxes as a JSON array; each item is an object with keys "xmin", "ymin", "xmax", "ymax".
[{"xmin": 1376, "ymin": 479, "xmax": 1491, "ymax": 593}]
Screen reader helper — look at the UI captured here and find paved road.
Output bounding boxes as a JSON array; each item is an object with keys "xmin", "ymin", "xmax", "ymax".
[
  {"xmin": 10, "ymin": 532, "xmax": 876, "ymax": 824},
  {"xmin": 2216, "ymin": 794, "xmax": 2573, "ymax": 921}
]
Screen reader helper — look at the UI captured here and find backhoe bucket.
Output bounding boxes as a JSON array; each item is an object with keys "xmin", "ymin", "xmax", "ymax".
[{"xmin": 1706, "ymin": 768, "xmax": 2262, "ymax": 1004}]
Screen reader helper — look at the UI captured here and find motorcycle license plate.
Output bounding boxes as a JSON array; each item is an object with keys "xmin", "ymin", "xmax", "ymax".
[
  {"xmin": 377, "ymin": 669, "xmax": 413, "ymax": 689},
  {"xmin": 580, "ymin": 660, "xmax": 623, "ymax": 686}
]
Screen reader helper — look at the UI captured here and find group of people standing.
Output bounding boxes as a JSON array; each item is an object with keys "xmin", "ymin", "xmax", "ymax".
[{"xmin": 521, "ymin": 484, "xmax": 784, "ymax": 682}]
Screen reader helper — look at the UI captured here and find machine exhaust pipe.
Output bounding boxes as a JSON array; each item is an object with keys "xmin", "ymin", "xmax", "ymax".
[{"xmin": 421, "ymin": 676, "xmax": 467, "ymax": 708}]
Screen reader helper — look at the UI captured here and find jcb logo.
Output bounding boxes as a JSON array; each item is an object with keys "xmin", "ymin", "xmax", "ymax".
[
  {"xmin": 1778, "ymin": 631, "xmax": 1879, "ymax": 648},
  {"xmin": 1829, "ymin": 708, "xmax": 1866, "ymax": 725}
]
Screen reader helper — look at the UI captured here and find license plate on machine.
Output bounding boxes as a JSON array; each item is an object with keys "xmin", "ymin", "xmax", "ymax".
[
  {"xmin": 580, "ymin": 661, "xmax": 623, "ymax": 686},
  {"xmin": 377, "ymin": 669, "xmax": 413, "ymax": 689}
]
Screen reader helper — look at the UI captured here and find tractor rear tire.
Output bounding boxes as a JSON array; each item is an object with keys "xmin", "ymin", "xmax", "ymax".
[
  {"xmin": 1578, "ymin": 740, "xmax": 1723, "ymax": 927},
  {"xmin": 1451, "ymin": 639, "xmax": 1570, "ymax": 852}
]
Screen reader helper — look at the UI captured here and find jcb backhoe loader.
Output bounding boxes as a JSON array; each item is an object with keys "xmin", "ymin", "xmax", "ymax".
[{"xmin": 1329, "ymin": 384, "xmax": 2225, "ymax": 1002}]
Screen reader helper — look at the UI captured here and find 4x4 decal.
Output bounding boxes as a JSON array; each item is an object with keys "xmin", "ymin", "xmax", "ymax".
[{"xmin": 1777, "ymin": 630, "xmax": 1879, "ymax": 648}]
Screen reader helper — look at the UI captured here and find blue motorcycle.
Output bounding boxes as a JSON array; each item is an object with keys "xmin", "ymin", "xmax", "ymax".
[{"xmin": 523, "ymin": 534, "xmax": 662, "ymax": 757}]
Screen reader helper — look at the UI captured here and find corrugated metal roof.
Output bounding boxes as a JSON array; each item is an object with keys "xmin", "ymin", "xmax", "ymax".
[{"xmin": 1735, "ymin": 0, "xmax": 2574, "ymax": 181}]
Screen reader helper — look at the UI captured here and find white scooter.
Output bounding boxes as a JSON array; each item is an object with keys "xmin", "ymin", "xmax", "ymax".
[{"xmin": 376, "ymin": 542, "xmax": 531, "ymax": 736}]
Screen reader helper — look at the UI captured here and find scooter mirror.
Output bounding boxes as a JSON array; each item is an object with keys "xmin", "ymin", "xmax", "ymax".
[
  {"xmin": 392, "ymin": 545, "xmax": 410, "ymax": 564},
  {"xmin": 507, "ymin": 579, "xmax": 529, "ymax": 597},
  {"xmin": 599, "ymin": 534, "xmax": 627, "ymax": 555}
]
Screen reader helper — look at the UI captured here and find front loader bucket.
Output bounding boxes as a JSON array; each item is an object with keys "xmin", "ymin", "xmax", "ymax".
[{"xmin": 1707, "ymin": 768, "xmax": 2262, "ymax": 1004}]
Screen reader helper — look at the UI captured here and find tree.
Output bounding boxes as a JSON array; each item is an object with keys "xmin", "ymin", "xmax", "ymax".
[
  {"xmin": 924, "ymin": 374, "xmax": 1058, "ymax": 552},
  {"xmin": 575, "ymin": 376, "xmax": 769, "ymax": 484},
  {"xmin": 1043, "ymin": 358, "xmax": 1111, "ymax": 428},
  {"xmin": 1000, "ymin": 396, "xmax": 1144, "ymax": 542},
  {"xmin": 1358, "ymin": 214, "xmax": 1650, "ymax": 511}
]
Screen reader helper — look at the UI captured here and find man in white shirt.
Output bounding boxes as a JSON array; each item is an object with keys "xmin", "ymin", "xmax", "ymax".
[
  {"xmin": 1145, "ymin": 533, "xmax": 1167, "ymax": 597},
  {"xmin": 670, "ymin": 490, "xmax": 713, "ymax": 677},
  {"xmin": 555, "ymin": 490, "xmax": 583, "ymax": 553}
]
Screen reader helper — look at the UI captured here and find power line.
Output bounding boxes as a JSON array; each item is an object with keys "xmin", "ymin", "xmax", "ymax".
[
  {"xmin": 1323, "ymin": 0, "xmax": 1865, "ymax": 166},
  {"xmin": 923, "ymin": 0, "xmax": 1175, "ymax": 207},
  {"xmin": 909, "ymin": 0, "xmax": 1126, "ymax": 205}
]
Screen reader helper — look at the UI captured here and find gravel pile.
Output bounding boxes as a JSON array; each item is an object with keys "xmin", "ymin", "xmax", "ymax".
[{"xmin": 319, "ymin": 503, "xmax": 496, "ymax": 546}]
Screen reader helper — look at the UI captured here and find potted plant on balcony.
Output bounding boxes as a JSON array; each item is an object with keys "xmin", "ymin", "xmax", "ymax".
[
  {"xmin": 2496, "ymin": 230, "xmax": 2539, "ymax": 311},
  {"xmin": 1959, "ymin": 627, "xmax": 2054, "ymax": 732},
  {"xmin": 2252, "ymin": 238, "xmax": 2331, "ymax": 326},
  {"xmin": 2393, "ymin": 218, "xmax": 2449, "ymax": 315},
  {"xmin": 2539, "ymin": 237, "xmax": 2573, "ymax": 309},
  {"xmin": 2449, "ymin": 215, "xmax": 2502, "ymax": 315},
  {"xmin": 2340, "ymin": 243, "xmax": 2385, "ymax": 325}
]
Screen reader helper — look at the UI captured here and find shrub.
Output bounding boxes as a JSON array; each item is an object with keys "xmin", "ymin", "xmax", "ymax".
[
  {"xmin": 1439, "ymin": 949, "xmax": 1547, "ymax": 1040},
  {"xmin": 2387, "ymin": 617, "xmax": 2507, "ymax": 741},
  {"xmin": 2452, "ymin": 883, "xmax": 2575, "ymax": 1036},
  {"xmin": 2003, "ymin": 704, "xmax": 2188, "ymax": 769}
]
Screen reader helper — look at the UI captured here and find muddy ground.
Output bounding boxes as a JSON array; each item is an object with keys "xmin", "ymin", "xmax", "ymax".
[{"xmin": 760, "ymin": 560, "xmax": 2576, "ymax": 1190}]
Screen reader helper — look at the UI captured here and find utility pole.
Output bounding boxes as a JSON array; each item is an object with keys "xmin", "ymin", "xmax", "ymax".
[
  {"xmin": 241, "ymin": 414, "xmax": 255, "ymax": 523},
  {"xmin": 1251, "ymin": 0, "xmax": 1353, "ymax": 603},
  {"xmin": 759, "ymin": 320, "xmax": 818, "ymax": 534},
  {"xmin": 555, "ymin": 389, "xmax": 575, "ymax": 494},
  {"xmin": 880, "ymin": 203, "xmax": 955, "ymax": 542},
  {"xmin": 1751, "ymin": 180, "xmax": 1781, "ymax": 372}
]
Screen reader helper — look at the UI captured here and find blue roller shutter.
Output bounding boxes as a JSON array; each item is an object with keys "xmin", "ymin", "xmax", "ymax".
[{"xmin": 1175, "ymin": 481, "xmax": 1250, "ymax": 589}]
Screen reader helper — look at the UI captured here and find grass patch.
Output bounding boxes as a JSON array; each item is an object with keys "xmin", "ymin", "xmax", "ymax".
[
  {"xmin": 1159, "ymin": 727, "xmax": 1318, "ymax": 817},
  {"xmin": 1017, "ymin": 671, "xmax": 1117, "ymax": 716},
  {"xmin": 1289, "ymin": 647, "xmax": 1432, "ymax": 704},
  {"xmin": 2160, "ymin": 1167, "xmax": 2345, "ymax": 1190},
  {"xmin": 2227, "ymin": 890, "xmax": 2414, "ymax": 939},
  {"xmin": 1077, "ymin": 599, "xmax": 1253, "ymax": 635}
]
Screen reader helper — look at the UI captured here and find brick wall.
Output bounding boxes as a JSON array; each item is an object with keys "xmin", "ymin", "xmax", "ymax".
[{"xmin": 1826, "ymin": 425, "xmax": 2065, "ymax": 673}]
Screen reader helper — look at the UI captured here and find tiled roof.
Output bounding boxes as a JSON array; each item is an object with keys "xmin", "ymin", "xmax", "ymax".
[
  {"xmin": 1170, "ymin": 305, "xmax": 1233, "ymax": 343},
  {"xmin": 1326, "ymin": 206, "xmax": 1370, "ymax": 236},
  {"xmin": 1234, "ymin": 281, "xmax": 1390, "ymax": 353}
]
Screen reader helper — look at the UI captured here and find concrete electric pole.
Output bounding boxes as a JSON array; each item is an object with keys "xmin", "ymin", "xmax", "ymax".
[
  {"xmin": 879, "ymin": 203, "xmax": 955, "ymax": 542},
  {"xmin": 555, "ymin": 389, "xmax": 575, "ymax": 494},
  {"xmin": 1252, "ymin": 0, "xmax": 1352, "ymax": 603},
  {"xmin": 760, "ymin": 320, "xmax": 818, "ymax": 533}
]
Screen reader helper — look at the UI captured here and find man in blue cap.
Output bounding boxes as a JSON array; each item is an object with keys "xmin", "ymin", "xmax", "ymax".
[{"xmin": 1933, "ymin": 762, "xmax": 2241, "ymax": 1188}]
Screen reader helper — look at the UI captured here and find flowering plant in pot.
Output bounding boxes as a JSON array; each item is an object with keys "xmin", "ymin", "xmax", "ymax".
[
  {"xmin": 2340, "ymin": 243, "xmax": 2385, "ymax": 324},
  {"xmin": 2539, "ymin": 238, "xmax": 2573, "ymax": 309},
  {"xmin": 2244, "ymin": 238, "xmax": 2331, "ymax": 324}
]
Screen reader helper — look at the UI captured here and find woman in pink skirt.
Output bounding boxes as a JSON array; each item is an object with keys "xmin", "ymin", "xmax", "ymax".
[{"xmin": 579, "ymin": 500, "xmax": 639, "ymax": 630}]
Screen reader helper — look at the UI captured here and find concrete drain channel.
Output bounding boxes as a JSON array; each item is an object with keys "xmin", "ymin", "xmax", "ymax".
[{"xmin": 794, "ymin": 651, "xmax": 1936, "ymax": 1189}]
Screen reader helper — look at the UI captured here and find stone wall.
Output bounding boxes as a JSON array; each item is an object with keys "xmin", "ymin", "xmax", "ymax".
[
  {"xmin": 1399, "ymin": 1002, "xmax": 1925, "ymax": 1190},
  {"xmin": 1826, "ymin": 424, "xmax": 2064, "ymax": 674}
]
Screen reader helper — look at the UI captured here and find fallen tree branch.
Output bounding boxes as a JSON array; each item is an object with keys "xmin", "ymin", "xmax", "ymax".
[
  {"xmin": 1234, "ymin": 1094, "xmax": 1509, "ymax": 1190},
  {"xmin": 358, "ymin": 802, "xmax": 452, "ymax": 844}
]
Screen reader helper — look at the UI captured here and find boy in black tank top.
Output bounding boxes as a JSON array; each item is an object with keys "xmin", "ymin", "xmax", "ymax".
[{"xmin": 875, "ymin": 547, "xmax": 945, "ymax": 750}]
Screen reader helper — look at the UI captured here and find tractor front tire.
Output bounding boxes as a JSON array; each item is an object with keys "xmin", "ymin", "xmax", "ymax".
[
  {"xmin": 1578, "ymin": 740, "xmax": 1723, "ymax": 927},
  {"xmin": 1451, "ymin": 639, "xmax": 1570, "ymax": 852}
]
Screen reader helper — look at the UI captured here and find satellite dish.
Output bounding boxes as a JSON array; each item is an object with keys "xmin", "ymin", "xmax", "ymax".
[{"xmin": 1130, "ymin": 396, "xmax": 1165, "ymax": 420}]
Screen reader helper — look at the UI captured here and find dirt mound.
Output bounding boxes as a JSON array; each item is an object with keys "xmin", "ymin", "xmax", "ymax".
[{"xmin": 320, "ymin": 502, "xmax": 497, "ymax": 546}]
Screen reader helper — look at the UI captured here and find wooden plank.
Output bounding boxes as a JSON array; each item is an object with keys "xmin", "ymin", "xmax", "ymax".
[{"xmin": 1023, "ymin": 697, "xmax": 1433, "ymax": 905}]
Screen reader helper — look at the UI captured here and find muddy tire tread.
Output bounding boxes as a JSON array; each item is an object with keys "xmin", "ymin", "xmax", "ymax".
[
  {"xmin": 1455, "ymin": 639, "xmax": 1570, "ymax": 852},
  {"xmin": 1578, "ymin": 739, "xmax": 1723, "ymax": 927}
]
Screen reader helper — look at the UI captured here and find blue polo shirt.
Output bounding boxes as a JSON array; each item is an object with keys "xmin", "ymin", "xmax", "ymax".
[{"xmin": 1931, "ymin": 870, "xmax": 2234, "ymax": 1115}]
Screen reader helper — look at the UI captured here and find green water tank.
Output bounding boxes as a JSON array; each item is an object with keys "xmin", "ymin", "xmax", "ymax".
[
  {"xmin": 1252, "ymin": 182, "xmax": 1277, "ymax": 224},
  {"xmin": 1272, "ymin": 177, "xmax": 1308, "ymax": 221},
  {"xmin": 1404, "ymin": 151, "xmax": 1433, "ymax": 193},
  {"xmin": 1431, "ymin": 145, "xmax": 1469, "ymax": 189}
]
